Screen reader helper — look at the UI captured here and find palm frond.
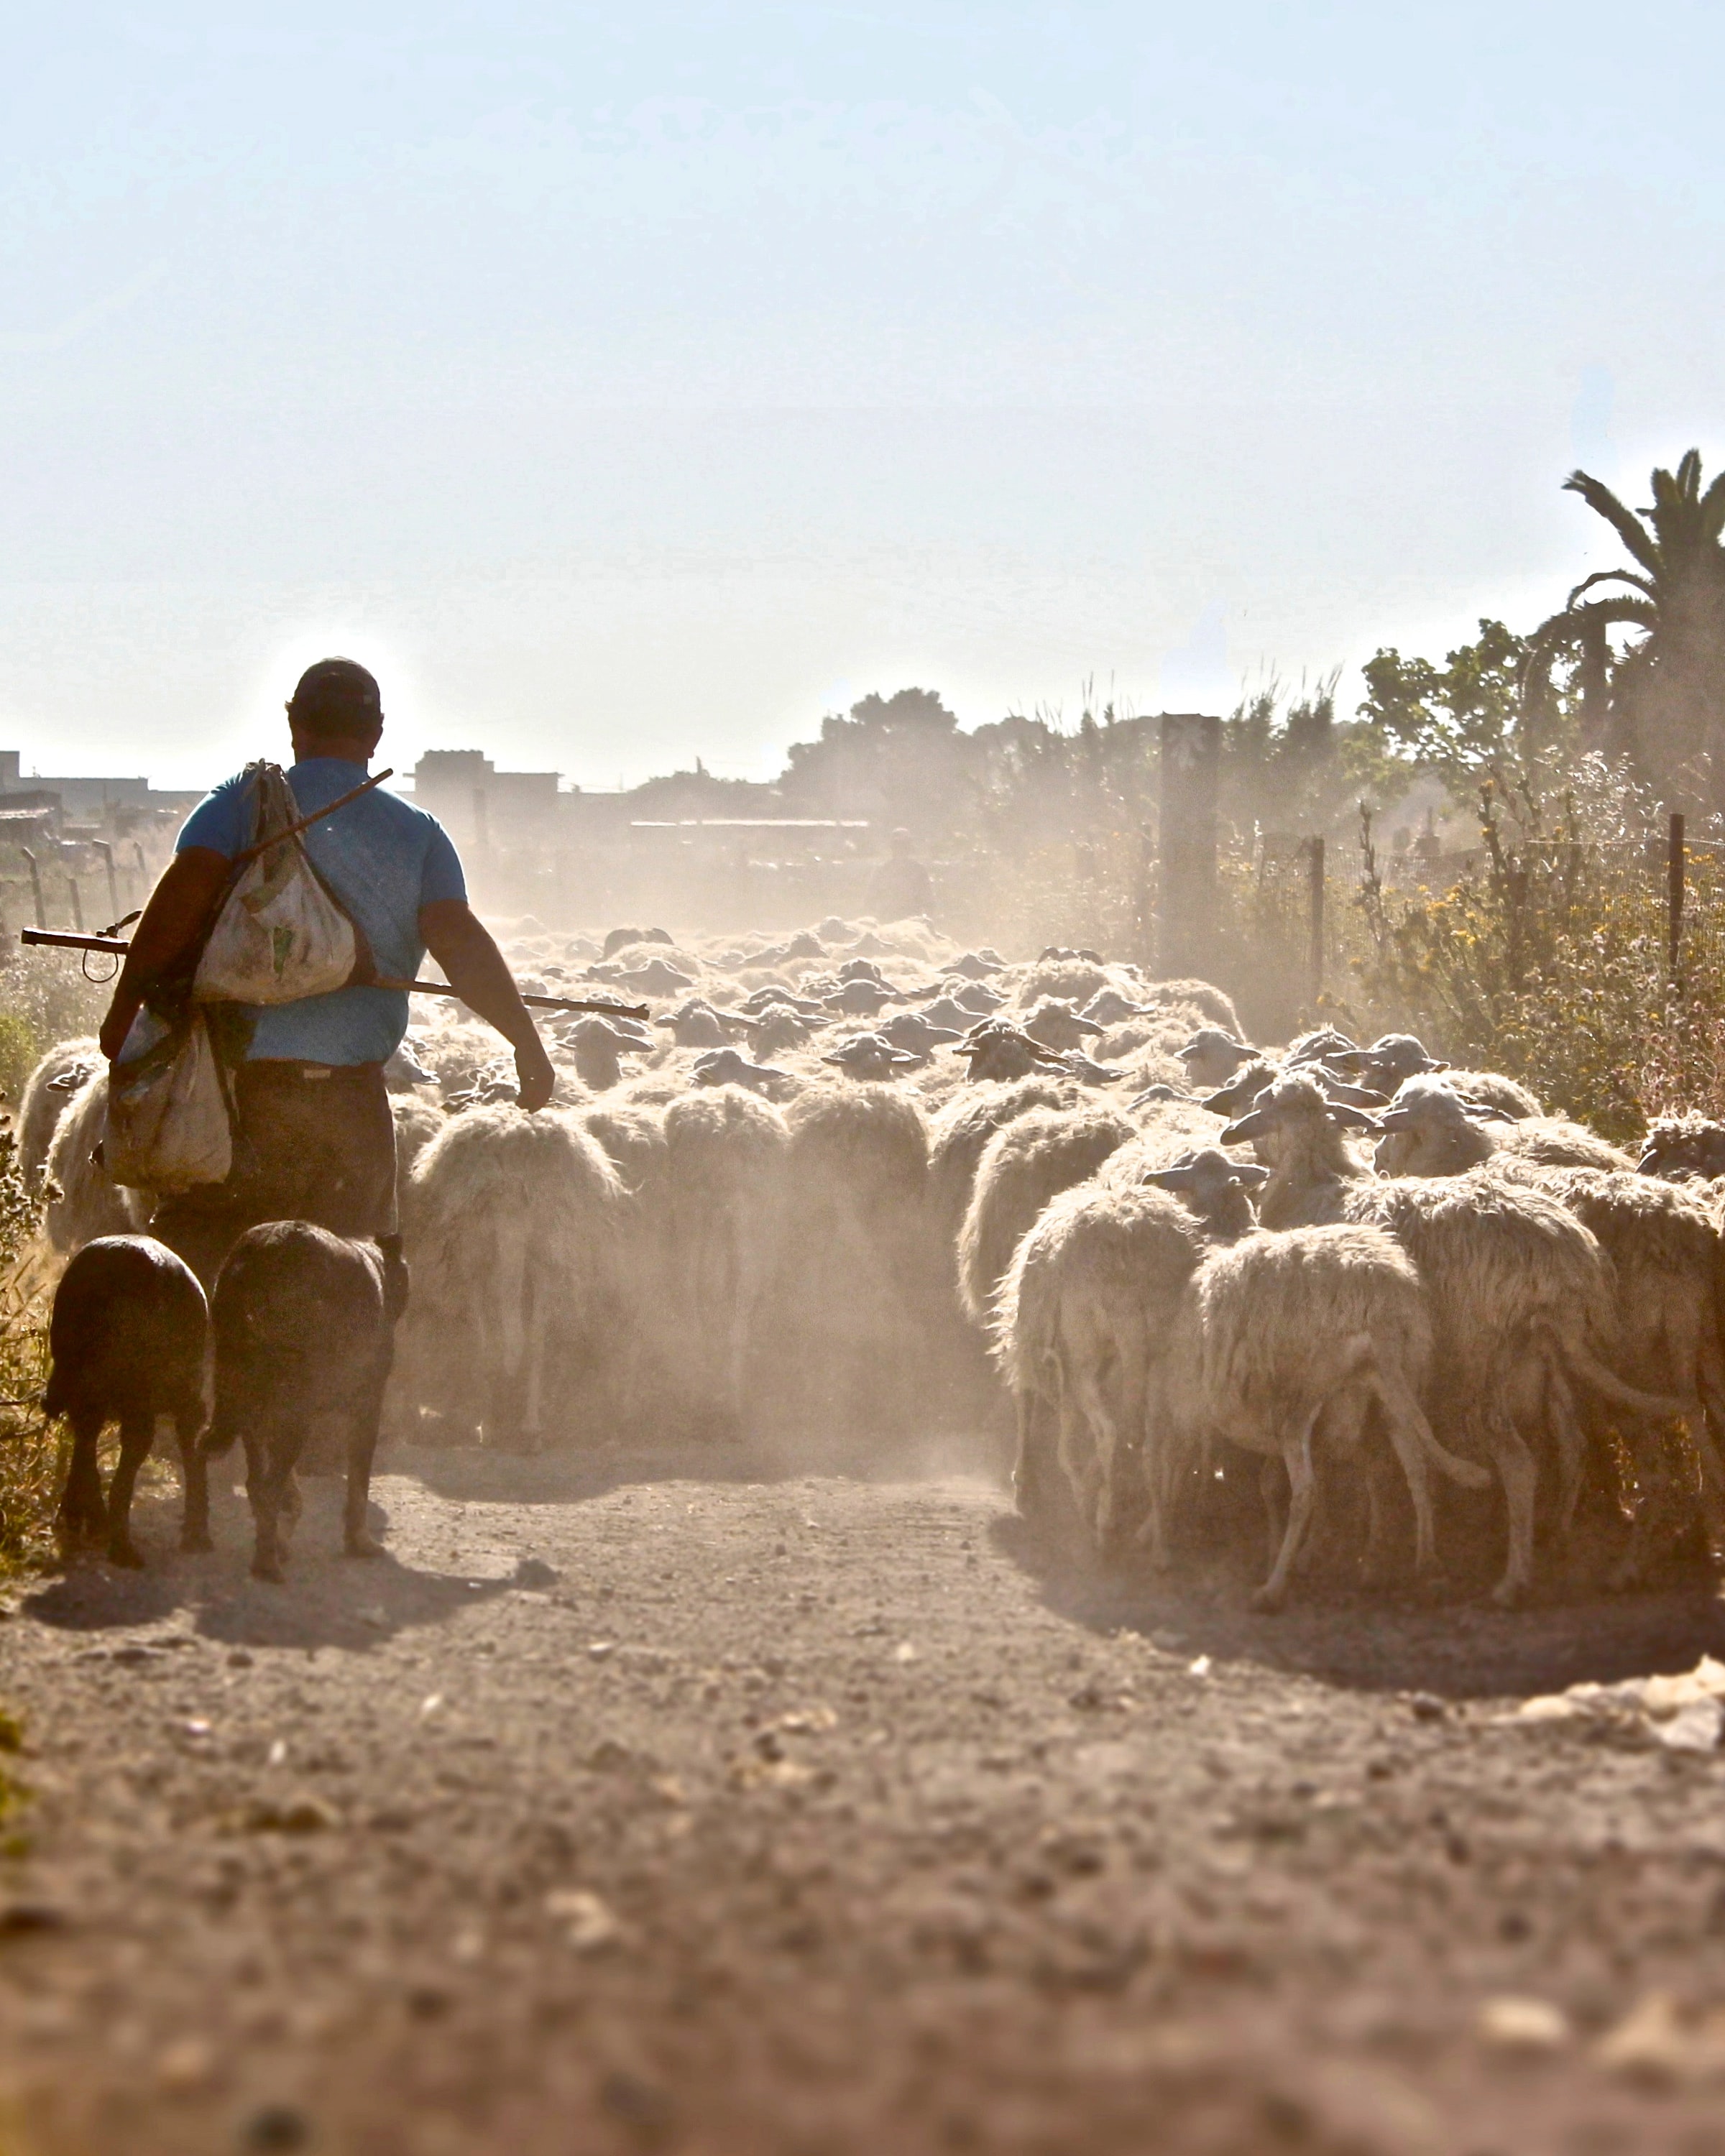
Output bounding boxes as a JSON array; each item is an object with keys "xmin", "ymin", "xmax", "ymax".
[
  {"xmin": 1563, "ymin": 469, "xmax": 1661, "ymax": 575},
  {"xmin": 1565, "ymin": 568, "xmax": 1655, "ymax": 607},
  {"xmin": 1699, "ymin": 469, "xmax": 1725, "ymax": 544}
]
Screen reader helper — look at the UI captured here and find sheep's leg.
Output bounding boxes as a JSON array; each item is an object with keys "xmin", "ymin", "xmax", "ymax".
[
  {"xmin": 344, "ymin": 1371, "xmax": 389, "ymax": 1560},
  {"xmin": 175, "ymin": 1410, "xmax": 212, "ymax": 1553},
  {"xmin": 1053, "ymin": 1357, "xmax": 1099, "ymax": 1531},
  {"xmin": 57, "ymin": 1409, "xmax": 107, "ymax": 1544},
  {"xmin": 1361, "ymin": 1450, "xmax": 1392, "ymax": 1586},
  {"xmin": 1372, "ymin": 1375, "xmax": 1441, "ymax": 1579},
  {"xmin": 1011, "ymin": 1386, "xmax": 1046, "ymax": 1518},
  {"xmin": 1136, "ymin": 1368, "xmax": 1170, "ymax": 1570},
  {"xmin": 1483, "ymin": 1399, "xmax": 1538, "ymax": 1608},
  {"xmin": 247, "ymin": 1422, "xmax": 305, "ymax": 1584},
  {"xmin": 1609, "ymin": 1419, "xmax": 1690, "ymax": 1592},
  {"xmin": 1258, "ymin": 1456, "xmax": 1287, "ymax": 1578},
  {"xmin": 104, "ymin": 1412, "xmax": 156, "ymax": 1569},
  {"xmin": 1070, "ymin": 1357, "xmax": 1126, "ymax": 1552},
  {"xmin": 1541, "ymin": 1346, "xmax": 1587, "ymax": 1544},
  {"xmin": 1255, "ymin": 1409, "xmax": 1320, "ymax": 1613},
  {"xmin": 1012, "ymin": 1386, "xmax": 1065, "ymax": 1526},
  {"xmin": 520, "ymin": 1271, "xmax": 547, "ymax": 1455}
]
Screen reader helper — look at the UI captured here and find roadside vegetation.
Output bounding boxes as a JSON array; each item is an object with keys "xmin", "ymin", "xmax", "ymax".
[{"xmin": 0, "ymin": 1133, "xmax": 52, "ymax": 1578}]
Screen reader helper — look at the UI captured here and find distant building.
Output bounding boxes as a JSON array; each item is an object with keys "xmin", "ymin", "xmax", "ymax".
[
  {"xmin": 0, "ymin": 751, "xmax": 201, "ymax": 827},
  {"xmin": 408, "ymin": 750, "xmax": 563, "ymax": 852}
]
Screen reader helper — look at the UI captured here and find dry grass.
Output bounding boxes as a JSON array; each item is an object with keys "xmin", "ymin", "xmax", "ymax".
[{"xmin": 0, "ymin": 1245, "xmax": 57, "ymax": 1580}]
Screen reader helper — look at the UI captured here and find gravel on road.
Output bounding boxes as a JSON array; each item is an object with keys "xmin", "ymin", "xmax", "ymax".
[{"xmin": 5, "ymin": 1447, "xmax": 1725, "ymax": 2155}]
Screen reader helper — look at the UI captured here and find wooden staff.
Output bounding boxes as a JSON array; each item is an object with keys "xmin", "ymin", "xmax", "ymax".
[{"xmin": 19, "ymin": 933, "xmax": 648, "ymax": 1021}]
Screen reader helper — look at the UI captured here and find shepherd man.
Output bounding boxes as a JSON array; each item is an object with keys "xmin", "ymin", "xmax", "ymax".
[{"xmin": 99, "ymin": 657, "xmax": 555, "ymax": 1288}]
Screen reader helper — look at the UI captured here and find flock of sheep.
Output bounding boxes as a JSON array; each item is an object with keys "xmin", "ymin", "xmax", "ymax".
[{"xmin": 20, "ymin": 911, "xmax": 1725, "ymax": 1611}]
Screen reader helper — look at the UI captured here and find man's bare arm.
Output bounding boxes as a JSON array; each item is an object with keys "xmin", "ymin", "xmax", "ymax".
[
  {"xmin": 98, "ymin": 847, "xmax": 234, "ymax": 1060},
  {"xmin": 418, "ymin": 898, "xmax": 556, "ymax": 1112}
]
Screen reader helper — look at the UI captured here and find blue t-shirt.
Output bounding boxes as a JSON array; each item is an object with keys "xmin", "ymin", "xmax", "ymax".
[{"xmin": 176, "ymin": 759, "xmax": 466, "ymax": 1066}]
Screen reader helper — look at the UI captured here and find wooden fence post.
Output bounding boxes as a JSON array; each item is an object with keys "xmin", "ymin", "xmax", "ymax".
[
  {"xmin": 1669, "ymin": 812, "xmax": 1685, "ymax": 981},
  {"xmin": 1156, "ymin": 714, "xmax": 1220, "ymax": 977},
  {"xmin": 1307, "ymin": 837, "xmax": 1325, "ymax": 1007},
  {"xmin": 66, "ymin": 877, "xmax": 83, "ymax": 934},
  {"xmin": 20, "ymin": 849, "xmax": 43, "ymax": 930},
  {"xmin": 94, "ymin": 840, "xmax": 119, "ymax": 927}
]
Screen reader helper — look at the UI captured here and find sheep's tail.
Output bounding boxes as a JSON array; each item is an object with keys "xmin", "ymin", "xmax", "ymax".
[
  {"xmin": 1537, "ymin": 1317, "xmax": 1692, "ymax": 1423},
  {"xmin": 1368, "ymin": 1345, "xmax": 1492, "ymax": 1491}
]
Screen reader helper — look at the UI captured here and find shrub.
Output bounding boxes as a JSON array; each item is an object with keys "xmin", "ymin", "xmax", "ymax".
[{"xmin": 0, "ymin": 1130, "xmax": 53, "ymax": 1577}]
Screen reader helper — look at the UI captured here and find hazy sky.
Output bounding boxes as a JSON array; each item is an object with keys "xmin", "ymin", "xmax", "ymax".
[{"xmin": 4, "ymin": 4, "xmax": 1723, "ymax": 790}]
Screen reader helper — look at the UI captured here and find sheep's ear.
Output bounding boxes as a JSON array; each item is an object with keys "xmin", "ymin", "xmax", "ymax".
[
  {"xmin": 1460, "ymin": 1100, "xmax": 1506, "ymax": 1120},
  {"xmin": 1325, "ymin": 1100, "xmax": 1380, "ymax": 1130},
  {"xmin": 1141, "ymin": 1164, "xmax": 1197, "ymax": 1190},
  {"xmin": 1228, "ymin": 1161, "xmax": 1271, "ymax": 1185},
  {"xmin": 1374, "ymin": 1106, "xmax": 1414, "ymax": 1132},
  {"xmin": 1219, "ymin": 1110, "xmax": 1268, "ymax": 1143}
]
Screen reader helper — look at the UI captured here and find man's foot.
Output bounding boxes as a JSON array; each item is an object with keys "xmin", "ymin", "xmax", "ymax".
[{"xmin": 344, "ymin": 1529, "xmax": 385, "ymax": 1560}]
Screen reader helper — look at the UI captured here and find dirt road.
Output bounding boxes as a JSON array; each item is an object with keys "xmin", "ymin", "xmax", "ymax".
[{"xmin": 5, "ymin": 1446, "xmax": 1725, "ymax": 2155}]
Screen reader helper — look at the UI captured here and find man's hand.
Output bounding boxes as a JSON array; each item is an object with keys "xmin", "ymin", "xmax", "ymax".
[
  {"xmin": 100, "ymin": 848, "xmax": 232, "ymax": 1059},
  {"xmin": 419, "ymin": 898, "xmax": 558, "ymax": 1112},
  {"xmin": 513, "ymin": 1033, "xmax": 556, "ymax": 1113}
]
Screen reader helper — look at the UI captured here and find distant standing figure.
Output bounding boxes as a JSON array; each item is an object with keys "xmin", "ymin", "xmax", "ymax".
[{"xmin": 868, "ymin": 829, "xmax": 934, "ymax": 922}]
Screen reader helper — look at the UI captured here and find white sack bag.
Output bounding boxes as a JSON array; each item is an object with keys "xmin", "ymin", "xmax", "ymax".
[
  {"xmin": 193, "ymin": 763, "xmax": 357, "ymax": 1005},
  {"xmin": 104, "ymin": 1013, "xmax": 233, "ymax": 1192}
]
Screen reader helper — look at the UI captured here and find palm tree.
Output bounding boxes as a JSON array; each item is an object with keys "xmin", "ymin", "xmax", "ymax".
[{"xmin": 1524, "ymin": 450, "xmax": 1725, "ymax": 806}]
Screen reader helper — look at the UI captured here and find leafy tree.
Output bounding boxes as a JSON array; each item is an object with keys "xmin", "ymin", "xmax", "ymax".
[
  {"xmin": 1220, "ymin": 673, "xmax": 1413, "ymax": 839},
  {"xmin": 1357, "ymin": 619, "xmax": 1570, "ymax": 801},
  {"xmin": 779, "ymin": 688, "xmax": 978, "ymax": 834}
]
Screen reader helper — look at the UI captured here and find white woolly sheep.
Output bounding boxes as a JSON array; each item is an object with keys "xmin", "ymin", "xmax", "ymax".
[
  {"xmin": 1219, "ymin": 1071, "xmax": 1378, "ymax": 1230},
  {"xmin": 1164, "ymin": 1224, "xmax": 1490, "ymax": 1609},
  {"xmin": 45, "ymin": 1071, "xmax": 150, "ymax": 1255},
  {"xmin": 1637, "ymin": 1115, "xmax": 1725, "ymax": 1184},
  {"xmin": 766, "ymin": 1082, "xmax": 937, "ymax": 1441},
  {"xmin": 660, "ymin": 1084, "xmax": 791, "ymax": 1434},
  {"xmin": 401, "ymin": 1106, "xmax": 623, "ymax": 1449},
  {"xmin": 957, "ymin": 1102, "xmax": 1137, "ymax": 1326},
  {"xmin": 18, "ymin": 1036, "xmax": 99, "ymax": 1191},
  {"xmin": 994, "ymin": 1181, "xmax": 1206, "ymax": 1553},
  {"xmin": 1374, "ymin": 1077, "xmax": 1632, "ymax": 1178},
  {"xmin": 1340, "ymin": 1173, "xmax": 1684, "ymax": 1604},
  {"xmin": 1486, "ymin": 1158, "xmax": 1725, "ymax": 1585}
]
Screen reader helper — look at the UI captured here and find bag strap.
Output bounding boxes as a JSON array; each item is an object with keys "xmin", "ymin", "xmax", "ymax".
[{"xmin": 233, "ymin": 765, "xmax": 393, "ymax": 868}]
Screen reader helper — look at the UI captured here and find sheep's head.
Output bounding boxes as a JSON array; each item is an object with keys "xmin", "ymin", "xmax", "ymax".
[
  {"xmin": 951, "ymin": 1021, "xmax": 1070, "ymax": 1084},
  {"xmin": 1140, "ymin": 1147, "xmax": 1269, "ymax": 1238},
  {"xmin": 1080, "ymin": 987, "xmax": 1151, "ymax": 1028},
  {"xmin": 1200, "ymin": 1058, "xmax": 1279, "ymax": 1120},
  {"xmin": 1371, "ymin": 1074, "xmax": 1502, "ymax": 1177},
  {"xmin": 1176, "ymin": 1027, "xmax": 1256, "ymax": 1089},
  {"xmin": 1219, "ymin": 1071, "xmax": 1379, "ymax": 1168},
  {"xmin": 1284, "ymin": 1026, "xmax": 1360, "ymax": 1069},
  {"xmin": 691, "ymin": 1048, "xmax": 787, "ymax": 1097},
  {"xmin": 821, "ymin": 1033, "xmax": 921, "ymax": 1081},
  {"xmin": 880, "ymin": 1011, "xmax": 961, "ymax": 1055},
  {"xmin": 1335, "ymin": 1031, "xmax": 1446, "ymax": 1096},
  {"xmin": 1637, "ymin": 1113, "xmax": 1725, "ymax": 1183},
  {"xmin": 824, "ymin": 978, "xmax": 900, "ymax": 1016},
  {"xmin": 655, "ymin": 1002, "xmax": 728, "ymax": 1049},
  {"xmin": 1024, "ymin": 998, "xmax": 1105, "ymax": 1051}
]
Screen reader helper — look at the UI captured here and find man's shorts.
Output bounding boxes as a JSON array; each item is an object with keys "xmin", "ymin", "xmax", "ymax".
[{"xmin": 150, "ymin": 1059, "xmax": 398, "ymax": 1291}]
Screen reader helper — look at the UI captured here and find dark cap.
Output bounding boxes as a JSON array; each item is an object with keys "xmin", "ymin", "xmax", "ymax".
[{"xmin": 287, "ymin": 658, "xmax": 382, "ymax": 737}]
